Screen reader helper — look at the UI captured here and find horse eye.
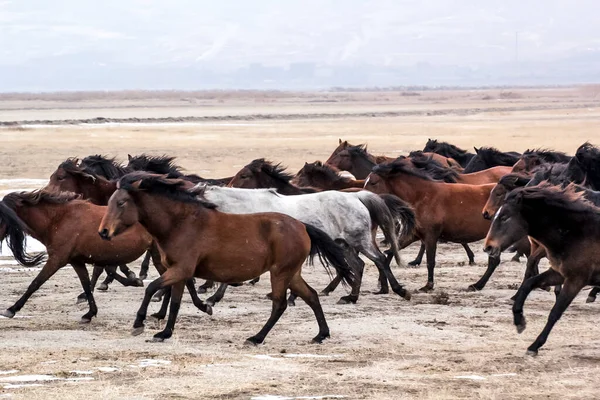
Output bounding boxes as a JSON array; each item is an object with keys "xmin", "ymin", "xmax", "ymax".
[
  {"xmin": 117, "ymin": 200, "xmax": 126, "ymax": 207},
  {"xmin": 57, "ymin": 176, "xmax": 65, "ymax": 181}
]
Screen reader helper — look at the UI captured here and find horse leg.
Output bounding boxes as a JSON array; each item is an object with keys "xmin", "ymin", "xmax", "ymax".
[
  {"xmin": 289, "ymin": 273, "xmax": 330, "ymax": 343},
  {"xmin": 132, "ymin": 276, "xmax": 166, "ymax": 336},
  {"xmin": 139, "ymin": 251, "xmax": 152, "ymax": 281},
  {"xmin": 509, "ymin": 247, "xmax": 546, "ymax": 301},
  {"xmin": 245, "ymin": 273, "xmax": 289, "ymax": 345},
  {"xmin": 468, "ymin": 255, "xmax": 501, "ymax": 291},
  {"xmin": 184, "ymin": 279, "xmax": 212, "ymax": 314},
  {"xmin": 104, "ymin": 266, "xmax": 143, "ymax": 287},
  {"xmin": 119, "ymin": 264, "xmax": 137, "ymax": 280},
  {"xmin": 206, "ymin": 283, "xmax": 229, "ymax": 307},
  {"xmin": 151, "ymin": 280, "xmax": 185, "ymax": 342},
  {"xmin": 337, "ymin": 251, "xmax": 365, "ymax": 304},
  {"xmin": 71, "ymin": 262, "xmax": 98, "ymax": 323},
  {"xmin": 197, "ymin": 280, "xmax": 215, "ymax": 294},
  {"xmin": 77, "ymin": 265, "xmax": 104, "ymax": 304},
  {"xmin": 408, "ymin": 243, "xmax": 425, "ymax": 267},
  {"xmin": 151, "ymin": 286, "xmax": 171, "ymax": 321},
  {"xmin": 462, "ymin": 243, "xmax": 475, "ymax": 265},
  {"xmin": 420, "ymin": 239, "xmax": 438, "ymax": 292},
  {"xmin": 587, "ymin": 287, "xmax": 600, "ymax": 303},
  {"xmin": 512, "ymin": 268, "xmax": 564, "ymax": 336},
  {"xmin": 1, "ymin": 257, "xmax": 63, "ymax": 318},
  {"xmin": 360, "ymin": 243, "xmax": 410, "ymax": 300},
  {"xmin": 249, "ymin": 277, "xmax": 260, "ymax": 285},
  {"xmin": 526, "ymin": 278, "xmax": 585, "ymax": 356}
]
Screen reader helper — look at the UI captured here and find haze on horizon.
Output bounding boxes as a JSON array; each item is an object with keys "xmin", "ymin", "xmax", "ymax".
[{"xmin": 1, "ymin": 0, "xmax": 599, "ymax": 91}]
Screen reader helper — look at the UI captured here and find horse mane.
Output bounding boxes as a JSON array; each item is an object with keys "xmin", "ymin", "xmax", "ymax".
[
  {"xmin": 498, "ymin": 173, "xmax": 531, "ymax": 189},
  {"xmin": 3, "ymin": 190, "xmax": 82, "ymax": 209},
  {"xmin": 346, "ymin": 144, "xmax": 375, "ymax": 161},
  {"xmin": 523, "ymin": 148, "xmax": 571, "ymax": 164},
  {"xmin": 573, "ymin": 142, "xmax": 600, "ymax": 188},
  {"xmin": 424, "ymin": 139, "xmax": 469, "ymax": 156},
  {"xmin": 529, "ymin": 163, "xmax": 569, "ymax": 186},
  {"xmin": 474, "ymin": 147, "xmax": 521, "ymax": 166},
  {"xmin": 299, "ymin": 161, "xmax": 352, "ymax": 184},
  {"xmin": 373, "ymin": 157, "xmax": 438, "ymax": 181},
  {"xmin": 509, "ymin": 183, "xmax": 600, "ymax": 214},
  {"xmin": 247, "ymin": 158, "xmax": 296, "ymax": 184},
  {"xmin": 58, "ymin": 158, "xmax": 98, "ymax": 181},
  {"xmin": 118, "ymin": 172, "xmax": 217, "ymax": 208},
  {"xmin": 408, "ymin": 152, "xmax": 458, "ymax": 182},
  {"xmin": 81, "ymin": 155, "xmax": 130, "ymax": 179},
  {"xmin": 128, "ymin": 154, "xmax": 182, "ymax": 175}
]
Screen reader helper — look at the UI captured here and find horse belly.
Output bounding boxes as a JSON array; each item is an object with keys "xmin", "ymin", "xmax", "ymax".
[
  {"xmin": 76, "ymin": 229, "xmax": 151, "ymax": 266},
  {"xmin": 194, "ymin": 246, "xmax": 271, "ymax": 283}
]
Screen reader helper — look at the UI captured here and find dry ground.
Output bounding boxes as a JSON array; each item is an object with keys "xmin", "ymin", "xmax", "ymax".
[{"xmin": 1, "ymin": 88, "xmax": 600, "ymax": 399}]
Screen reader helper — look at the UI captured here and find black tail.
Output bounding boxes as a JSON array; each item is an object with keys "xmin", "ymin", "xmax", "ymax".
[
  {"xmin": 0, "ymin": 202, "xmax": 45, "ymax": 267},
  {"xmin": 379, "ymin": 194, "xmax": 416, "ymax": 239},
  {"xmin": 304, "ymin": 223, "xmax": 355, "ymax": 288}
]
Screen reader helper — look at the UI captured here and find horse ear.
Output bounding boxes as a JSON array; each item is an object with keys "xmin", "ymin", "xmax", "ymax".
[
  {"xmin": 338, "ymin": 138, "xmax": 343, "ymax": 144},
  {"xmin": 474, "ymin": 147, "xmax": 479, "ymax": 154},
  {"xmin": 128, "ymin": 154, "xmax": 133, "ymax": 161},
  {"xmin": 131, "ymin": 180, "xmax": 143, "ymax": 190},
  {"xmin": 73, "ymin": 158, "xmax": 80, "ymax": 165}
]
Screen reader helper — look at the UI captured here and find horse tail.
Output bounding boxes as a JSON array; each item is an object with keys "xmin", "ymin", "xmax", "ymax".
[
  {"xmin": 303, "ymin": 224, "xmax": 355, "ymax": 288},
  {"xmin": 357, "ymin": 192, "xmax": 414, "ymax": 268},
  {"xmin": 0, "ymin": 202, "xmax": 45, "ymax": 267}
]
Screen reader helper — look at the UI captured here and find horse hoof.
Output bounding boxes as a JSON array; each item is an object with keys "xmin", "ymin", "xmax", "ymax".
[
  {"xmin": 337, "ymin": 296, "xmax": 357, "ymax": 305},
  {"xmin": 204, "ymin": 305, "xmax": 213, "ymax": 316},
  {"xmin": 525, "ymin": 349, "xmax": 538, "ymax": 357},
  {"xmin": 1, "ymin": 309, "xmax": 15, "ymax": 318},
  {"xmin": 244, "ymin": 337, "xmax": 262, "ymax": 346},
  {"xmin": 147, "ymin": 337, "xmax": 165, "ymax": 343},
  {"xmin": 150, "ymin": 313, "xmax": 165, "ymax": 321},
  {"xmin": 197, "ymin": 287, "xmax": 208, "ymax": 294},
  {"xmin": 402, "ymin": 291, "xmax": 412, "ymax": 301},
  {"xmin": 131, "ymin": 326, "xmax": 145, "ymax": 336},
  {"xmin": 469, "ymin": 261, "xmax": 476, "ymax": 266},
  {"xmin": 311, "ymin": 333, "xmax": 330, "ymax": 344},
  {"xmin": 407, "ymin": 261, "xmax": 420, "ymax": 267},
  {"xmin": 80, "ymin": 317, "xmax": 92, "ymax": 324},
  {"xmin": 373, "ymin": 289, "xmax": 389, "ymax": 295},
  {"xmin": 418, "ymin": 285, "xmax": 434, "ymax": 293},
  {"xmin": 133, "ymin": 279, "xmax": 144, "ymax": 287},
  {"xmin": 467, "ymin": 284, "xmax": 480, "ymax": 292},
  {"xmin": 287, "ymin": 300, "xmax": 296, "ymax": 307},
  {"xmin": 97, "ymin": 283, "xmax": 109, "ymax": 291},
  {"xmin": 76, "ymin": 294, "xmax": 87, "ymax": 304},
  {"xmin": 319, "ymin": 290, "xmax": 331, "ymax": 296},
  {"xmin": 587, "ymin": 296, "xmax": 596, "ymax": 303}
]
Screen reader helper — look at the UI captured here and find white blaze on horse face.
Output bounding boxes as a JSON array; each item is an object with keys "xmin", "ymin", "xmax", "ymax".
[{"xmin": 492, "ymin": 206, "xmax": 503, "ymax": 223}]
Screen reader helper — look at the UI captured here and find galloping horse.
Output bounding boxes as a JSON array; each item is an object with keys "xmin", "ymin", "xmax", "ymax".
[
  {"xmin": 463, "ymin": 147, "xmax": 521, "ymax": 173},
  {"xmin": 364, "ymin": 157, "xmax": 500, "ymax": 291},
  {"xmin": 0, "ymin": 190, "xmax": 160, "ymax": 322},
  {"xmin": 293, "ymin": 161, "xmax": 366, "ymax": 190},
  {"xmin": 422, "ymin": 139, "xmax": 475, "ymax": 167},
  {"xmin": 99, "ymin": 172, "xmax": 355, "ymax": 344},
  {"xmin": 484, "ymin": 184, "xmax": 600, "ymax": 355}
]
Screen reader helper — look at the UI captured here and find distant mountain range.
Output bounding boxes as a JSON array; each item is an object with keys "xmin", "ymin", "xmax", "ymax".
[{"xmin": 1, "ymin": 0, "xmax": 599, "ymax": 91}]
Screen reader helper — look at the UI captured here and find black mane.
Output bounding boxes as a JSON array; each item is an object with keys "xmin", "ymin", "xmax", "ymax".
[
  {"xmin": 373, "ymin": 157, "xmax": 439, "ymax": 182},
  {"xmin": 408, "ymin": 152, "xmax": 458, "ymax": 182},
  {"xmin": 81, "ymin": 155, "xmax": 131, "ymax": 179},
  {"xmin": 3, "ymin": 190, "xmax": 82, "ymax": 210},
  {"xmin": 508, "ymin": 184, "xmax": 599, "ymax": 215},
  {"xmin": 118, "ymin": 172, "xmax": 217, "ymax": 208},
  {"xmin": 297, "ymin": 161, "xmax": 352, "ymax": 184},
  {"xmin": 523, "ymin": 148, "xmax": 571, "ymax": 164},
  {"xmin": 127, "ymin": 154, "xmax": 206, "ymax": 184},
  {"xmin": 464, "ymin": 147, "xmax": 521, "ymax": 173},
  {"xmin": 423, "ymin": 139, "xmax": 474, "ymax": 167},
  {"xmin": 247, "ymin": 158, "xmax": 296, "ymax": 184}
]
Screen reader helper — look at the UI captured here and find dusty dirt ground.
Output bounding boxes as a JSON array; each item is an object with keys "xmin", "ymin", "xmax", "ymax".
[{"xmin": 1, "ymin": 88, "xmax": 600, "ymax": 399}]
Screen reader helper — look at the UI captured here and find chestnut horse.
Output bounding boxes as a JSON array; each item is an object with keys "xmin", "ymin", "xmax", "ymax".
[
  {"xmin": 364, "ymin": 157, "xmax": 500, "ymax": 291},
  {"xmin": 0, "ymin": 190, "xmax": 161, "ymax": 322},
  {"xmin": 99, "ymin": 172, "xmax": 355, "ymax": 344},
  {"xmin": 484, "ymin": 184, "xmax": 600, "ymax": 355}
]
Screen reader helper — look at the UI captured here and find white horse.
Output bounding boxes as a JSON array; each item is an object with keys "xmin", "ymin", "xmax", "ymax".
[{"xmin": 195, "ymin": 185, "xmax": 415, "ymax": 305}]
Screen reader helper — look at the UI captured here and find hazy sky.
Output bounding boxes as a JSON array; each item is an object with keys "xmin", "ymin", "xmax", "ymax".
[{"xmin": 2, "ymin": 0, "xmax": 599, "ymax": 70}]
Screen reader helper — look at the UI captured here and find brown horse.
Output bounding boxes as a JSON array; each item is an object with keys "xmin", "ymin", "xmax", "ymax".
[
  {"xmin": 484, "ymin": 184, "xmax": 600, "ymax": 355},
  {"xmin": 46, "ymin": 158, "xmax": 150, "ymax": 291},
  {"xmin": 0, "ymin": 190, "xmax": 159, "ymax": 322},
  {"xmin": 99, "ymin": 172, "xmax": 354, "ymax": 344},
  {"xmin": 364, "ymin": 157, "xmax": 500, "ymax": 291}
]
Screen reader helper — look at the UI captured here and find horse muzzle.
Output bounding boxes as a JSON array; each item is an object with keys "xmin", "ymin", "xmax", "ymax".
[
  {"xmin": 483, "ymin": 244, "xmax": 500, "ymax": 258},
  {"xmin": 98, "ymin": 228, "xmax": 112, "ymax": 241}
]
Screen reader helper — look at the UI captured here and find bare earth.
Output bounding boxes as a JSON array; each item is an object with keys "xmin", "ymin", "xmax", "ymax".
[{"xmin": 1, "ymin": 88, "xmax": 600, "ymax": 400}]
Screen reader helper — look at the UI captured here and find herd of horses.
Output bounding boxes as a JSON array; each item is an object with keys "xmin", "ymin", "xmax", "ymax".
[{"xmin": 1, "ymin": 139, "xmax": 599, "ymax": 355}]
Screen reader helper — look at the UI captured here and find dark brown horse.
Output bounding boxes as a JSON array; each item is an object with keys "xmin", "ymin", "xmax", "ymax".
[
  {"xmin": 422, "ymin": 139, "xmax": 475, "ymax": 168},
  {"xmin": 364, "ymin": 157, "xmax": 500, "ymax": 291},
  {"xmin": 99, "ymin": 172, "xmax": 355, "ymax": 344},
  {"xmin": 0, "ymin": 190, "xmax": 158, "ymax": 322},
  {"xmin": 484, "ymin": 184, "xmax": 600, "ymax": 355}
]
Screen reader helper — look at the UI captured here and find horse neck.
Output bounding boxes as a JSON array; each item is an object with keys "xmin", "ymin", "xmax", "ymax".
[
  {"xmin": 132, "ymin": 192, "xmax": 208, "ymax": 243},
  {"xmin": 350, "ymin": 156, "xmax": 376, "ymax": 179},
  {"xmin": 277, "ymin": 183, "xmax": 310, "ymax": 195},
  {"xmin": 387, "ymin": 174, "xmax": 438, "ymax": 204},
  {"xmin": 83, "ymin": 179, "xmax": 117, "ymax": 205},
  {"xmin": 12, "ymin": 203, "xmax": 58, "ymax": 244},
  {"xmin": 307, "ymin": 173, "xmax": 362, "ymax": 190}
]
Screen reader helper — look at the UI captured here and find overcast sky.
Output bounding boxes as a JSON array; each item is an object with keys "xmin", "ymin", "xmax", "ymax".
[{"xmin": 2, "ymin": 0, "xmax": 599, "ymax": 70}]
